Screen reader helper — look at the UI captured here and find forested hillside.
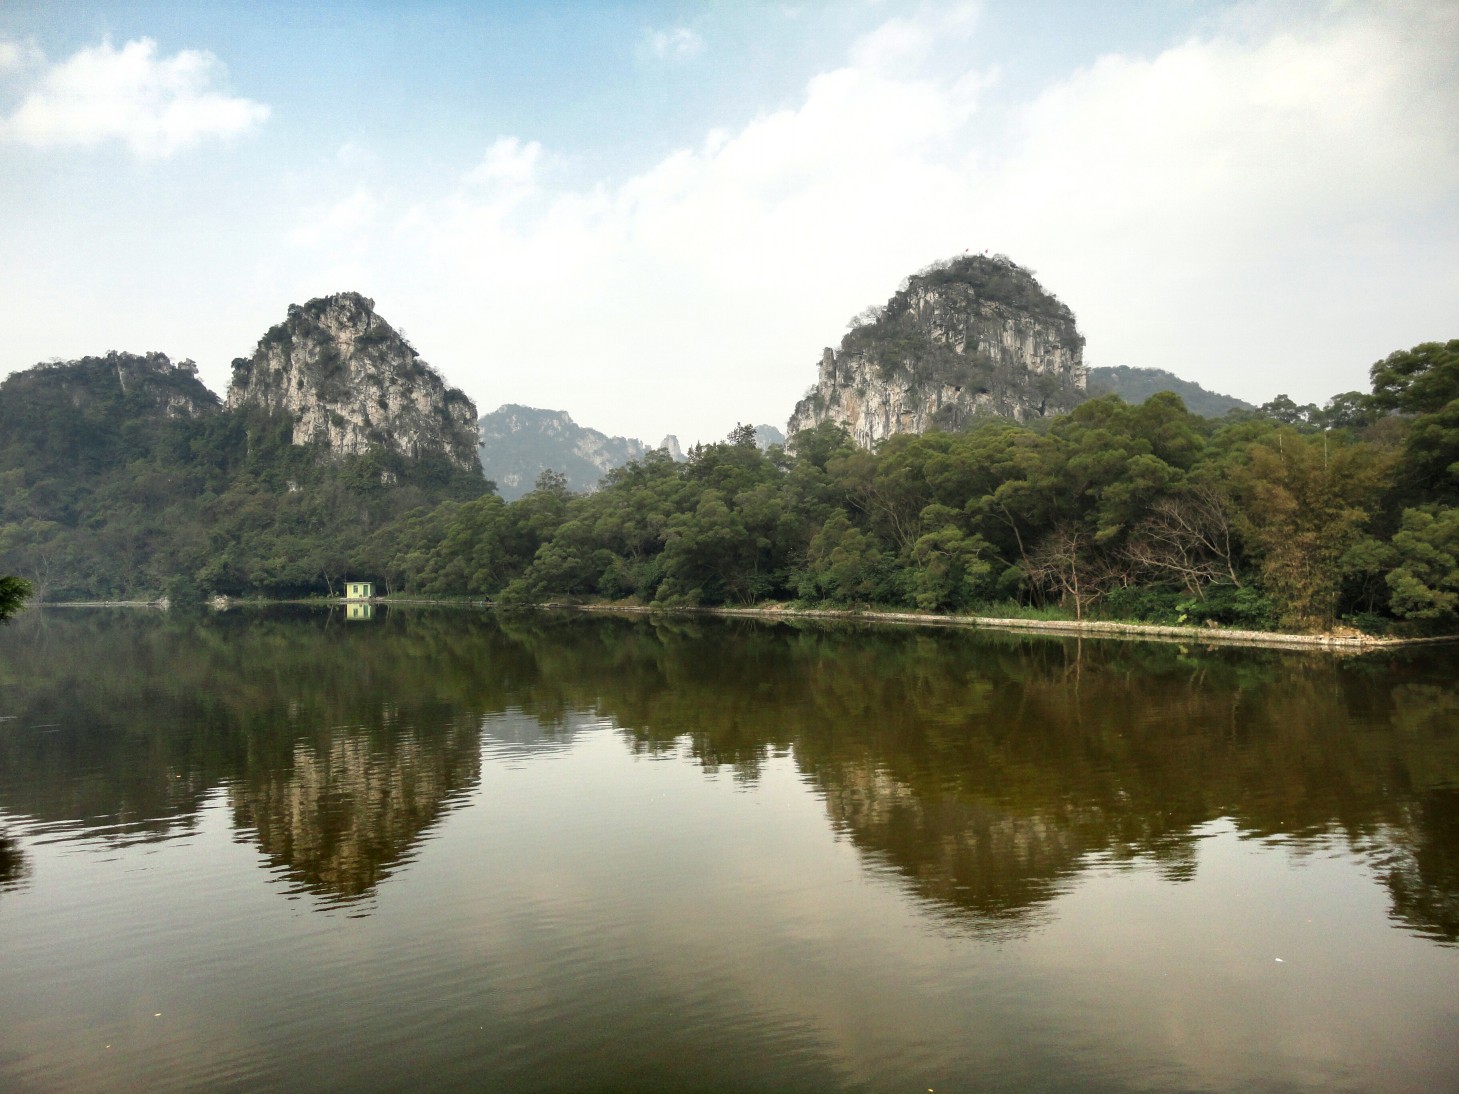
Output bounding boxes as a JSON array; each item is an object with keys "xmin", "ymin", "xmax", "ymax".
[
  {"xmin": 361, "ymin": 340, "xmax": 1458, "ymax": 634},
  {"xmin": 3, "ymin": 338, "xmax": 1455, "ymax": 636},
  {"xmin": 1088, "ymin": 366, "xmax": 1254, "ymax": 417},
  {"xmin": 0, "ymin": 348, "xmax": 488, "ymax": 602}
]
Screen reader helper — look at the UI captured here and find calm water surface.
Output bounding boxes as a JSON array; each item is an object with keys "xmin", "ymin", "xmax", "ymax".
[{"xmin": 0, "ymin": 607, "xmax": 1456, "ymax": 1092}]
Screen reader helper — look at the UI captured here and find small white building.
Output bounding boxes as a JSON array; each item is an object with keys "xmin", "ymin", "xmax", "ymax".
[{"xmin": 344, "ymin": 581, "xmax": 374, "ymax": 600}]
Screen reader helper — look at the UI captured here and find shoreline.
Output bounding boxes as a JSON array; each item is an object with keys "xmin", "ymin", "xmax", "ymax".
[
  {"xmin": 41, "ymin": 600, "xmax": 166, "ymax": 609},
  {"xmin": 552, "ymin": 601, "xmax": 1458, "ymax": 652},
  {"xmin": 32, "ymin": 597, "xmax": 1458, "ymax": 651}
]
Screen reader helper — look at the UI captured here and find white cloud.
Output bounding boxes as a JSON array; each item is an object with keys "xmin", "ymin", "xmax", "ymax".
[
  {"xmin": 848, "ymin": 17, "xmax": 933, "ymax": 71},
  {"xmin": 643, "ymin": 27, "xmax": 705, "ymax": 62},
  {"xmin": 465, "ymin": 136, "xmax": 542, "ymax": 188},
  {"xmin": 334, "ymin": 141, "xmax": 377, "ymax": 169},
  {"xmin": 0, "ymin": 36, "xmax": 48, "ymax": 73},
  {"xmin": 373, "ymin": 53, "xmax": 984, "ymax": 441},
  {"xmin": 289, "ymin": 187, "xmax": 380, "ymax": 248},
  {"xmin": 979, "ymin": 5, "xmax": 1459, "ymax": 399},
  {"xmin": 281, "ymin": 4, "xmax": 1458, "ymax": 443},
  {"xmin": 0, "ymin": 36, "xmax": 268, "ymax": 158}
]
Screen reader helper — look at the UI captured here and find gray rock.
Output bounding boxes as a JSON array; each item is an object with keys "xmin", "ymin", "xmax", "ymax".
[
  {"xmin": 789, "ymin": 255, "xmax": 1086, "ymax": 447},
  {"xmin": 753, "ymin": 424, "xmax": 785, "ymax": 451},
  {"xmin": 226, "ymin": 292, "xmax": 479, "ymax": 472}
]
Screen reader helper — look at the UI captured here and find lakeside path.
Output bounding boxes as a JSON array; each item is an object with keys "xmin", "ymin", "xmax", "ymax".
[
  {"xmin": 34, "ymin": 597, "xmax": 1458, "ymax": 653},
  {"xmin": 558, "ymin": 602, "xmax": 1459, "ymax": 653}
]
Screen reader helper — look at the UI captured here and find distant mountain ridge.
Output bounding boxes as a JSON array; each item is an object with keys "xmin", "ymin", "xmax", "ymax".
[
  {"xmin": 1087, "ymin": 366, "xmax": 1253, "ymax": 418},
  {"xmin": 478, "ymin": 405, "xmax": 657, "ymax": 500},
  {"xmin": 478, "ymin": 406, "xmax": 786, "ymax": 500}
]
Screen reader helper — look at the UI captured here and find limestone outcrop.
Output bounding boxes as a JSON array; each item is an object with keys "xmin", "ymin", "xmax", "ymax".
[
  {"xmin": 227, "ymin": 292, "xmax": 480, "ymax": 471},
  {"xmin": 789, "ymin": 255, "xmax": 1086, "ymax": 447}
]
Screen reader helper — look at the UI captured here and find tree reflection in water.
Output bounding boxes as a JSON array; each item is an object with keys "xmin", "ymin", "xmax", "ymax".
[
  {"xmin": 0, "ymin": 607, "xmax": 1455, "ymax": 940},
  {"xmin": 0, "ymin": 832, "xmax": 26, "ymax": 892}
]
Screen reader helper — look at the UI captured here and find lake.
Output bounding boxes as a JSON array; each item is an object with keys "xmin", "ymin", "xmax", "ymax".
[{"xmin": 1, "ymin": 607, "xmax": 1456, "ymax": 1092}]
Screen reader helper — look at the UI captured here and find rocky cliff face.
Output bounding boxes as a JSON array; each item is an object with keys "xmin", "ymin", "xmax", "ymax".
[
  {"xmin": 788, "ymin": 255, "xmax": 1086, "ymax": 447},
  {"xmin": 227, "ymin": 292, "xmax": 480, "ymax": 471}
]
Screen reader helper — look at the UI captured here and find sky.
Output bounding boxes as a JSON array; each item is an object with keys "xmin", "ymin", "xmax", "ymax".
[{"xmin": 1, "ymin": 1, "xmax": 1456, "ymax": 447}]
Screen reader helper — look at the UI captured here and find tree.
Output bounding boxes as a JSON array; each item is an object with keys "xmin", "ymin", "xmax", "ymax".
[
  {"xmin": 1124, "ymin": 485, "xmax": 1242, "ymax": 598},
  {"xmin": 1369, "ymin": 340, "xmax": 1459, "ymax": 415},
  {"xmin": 1317, "ymin": 391, "xmax": 1378, "ymax": 431},
  {"xmin": 1025, "ymin": 524, "xmax": 1121, "ymax": 620},
  {"xmin": 1385, "ymin": 506, "xmax": 1459, "ymax": 622},
  {"xmin": 800, "ymin": 511, "xmax": 883, "ymax": 603},
  {"xmin": 0, "ymin": 575, "xmax": 32, "ymax": 622},
  {"xmin": 1258, "ymin": 394, "xmax": 1321, "ymax": 429},
  {"xmin": 1394, "ymin": 395, "xmax": 1459, "ymax": 505},
  {"xmin": 909, "ymin": 510, "xmax": 992, "ymax": 611},
  {"xmin": 1226, "ymin": 430, "xmax": 1393, "ymax": 631},
  {"xmin": 786, "ymin": 420, "xmax": 855, "ymax": 473},
  {"xmin": 727, "ymin": 423, "xmax": 758, "ymax": 449}
]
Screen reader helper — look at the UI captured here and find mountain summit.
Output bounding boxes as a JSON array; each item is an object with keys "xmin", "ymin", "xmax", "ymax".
[
  {"xmin": 226, "ymin": 292, "xmax": 480, "ymax": 471},
  {"xmin": 789, "ymin": 255, "xmax": 1086, "ymax": 447}
]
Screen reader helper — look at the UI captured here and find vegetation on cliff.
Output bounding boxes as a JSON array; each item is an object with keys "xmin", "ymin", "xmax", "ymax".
[
  {"xmin": 0, "ymin": 349, "xmax": 488, "ymax": 601},
  {"xmin": 791, "ymin": 255, "xmax": 1087, "ymax": 444},
  {"xmin": 3, "ymin": 327, "xmax": 1455, "ymax": 636},
  {"xmin": 362, "ymin": 340, "xmax": 1457, "ymax": 635},
  {"xmin": 229, "ymin": 292, "xmax": 481, "ymax": 472}
]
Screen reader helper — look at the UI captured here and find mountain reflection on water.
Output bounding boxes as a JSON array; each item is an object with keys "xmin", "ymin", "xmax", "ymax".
[{"xmin": 0, "ymin": 606, "xmax": 1455, "ymax": 940}]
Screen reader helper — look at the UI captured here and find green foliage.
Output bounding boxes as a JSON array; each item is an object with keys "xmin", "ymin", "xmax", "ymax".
[
  {"xmin": 1225, "ymin": 430, "xmax": 1393, "ymax": 631},
  {"xmin": 800, "ymin": 511, "xmax": 884, "ymax": 603},
  {"xmin": 1370, "ymin": 341, "xmax": 1459, "ymax": 415},
  {"xmin": 1394, "ymin": 395, "xmax": 1459, "ymax": 505},
  {"xmin": 1100, "ymin": 584, "xmax": 1276, "ymax": 629},
  {"xmin": 7, "ymin": 335, "xmax": 1459, "ymax": 636},
  {"xmin": 0, "ymin": 575, "xmax": 31, "ymax": 622},
  {"xmin": 370, "ymin": 337, "xmax": 1459, "ymax": 635},
  {"xmin": 1087, "ymin": 366, "xmax": 1254, "ymax": 418},
  {"xmin": 0, "ymin": 357, "xmax": 488, "ymax": 601},
  {"xmin": 1386, "ymin": 506, "xmax": 1459, "ymax": 621},
  {"xmin": 1257, "ymin": 393, "xmax": 1323, "ymax": 430}
]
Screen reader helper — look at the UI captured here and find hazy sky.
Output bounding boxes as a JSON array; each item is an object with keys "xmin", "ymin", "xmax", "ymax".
[{"xmin": 2, "ymin": 1, "xmax": 1455, "ymax": 446}]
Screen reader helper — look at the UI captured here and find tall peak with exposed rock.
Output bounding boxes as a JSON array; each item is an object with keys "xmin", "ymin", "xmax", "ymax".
[
  {"xmin": 788, "ymin": 255, "xmax": 1087, "ymax": 447},
  {"xmin": 226, "ymin": 292, "xmax": 480, "ymax": 471}
]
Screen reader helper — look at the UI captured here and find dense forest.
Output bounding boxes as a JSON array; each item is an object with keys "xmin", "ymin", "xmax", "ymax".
[
  {"xmin": 0, "ymin": 352, "xmax": 488, "ymax": 604},
  {"xmin": 1, "ymin": 340, "xmax": 1456, "ymax": 634}
]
